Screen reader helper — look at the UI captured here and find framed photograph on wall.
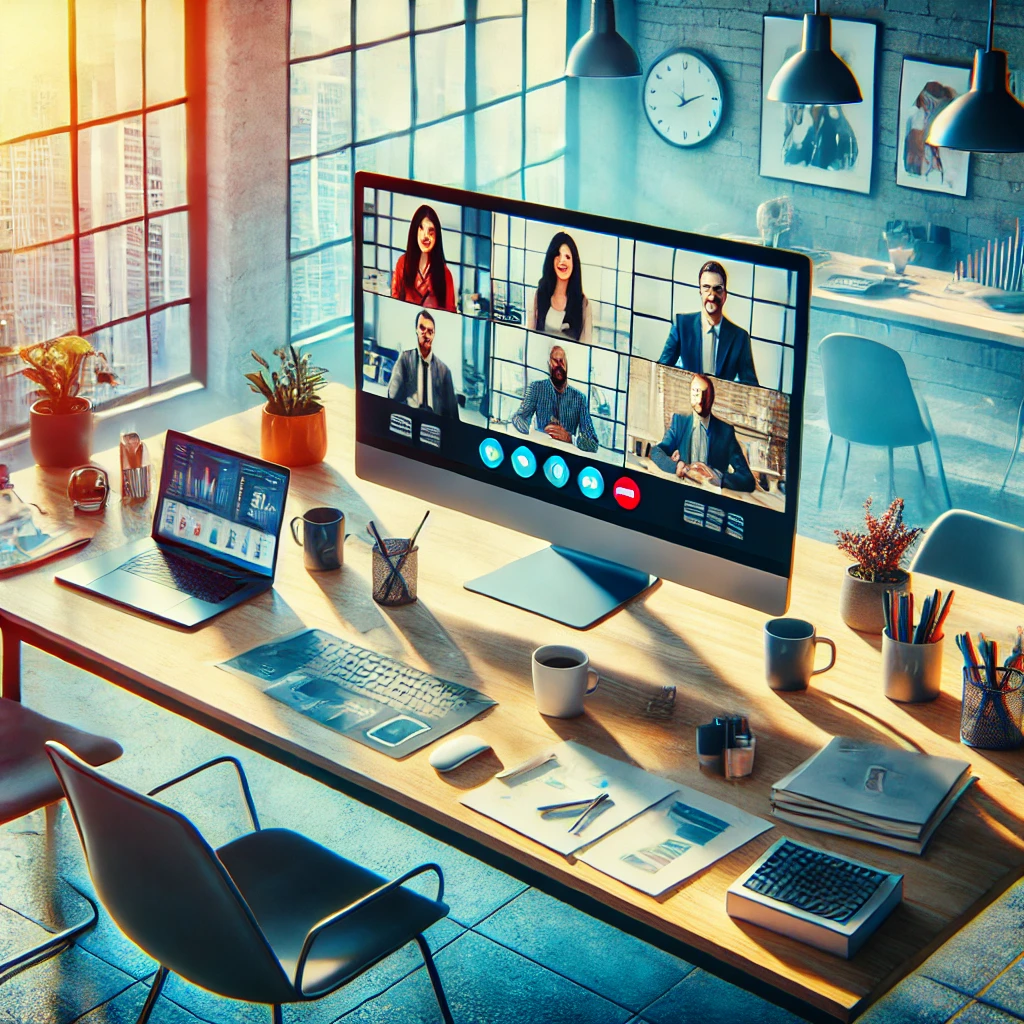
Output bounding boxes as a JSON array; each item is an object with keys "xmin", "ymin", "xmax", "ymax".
[
  {"xmin": 896, "ymin": 58, "xmax": 971, "ymax": 196},
  {"xmin": 759, "ymin": 16, "xmax": 877, "ymax": 195}
]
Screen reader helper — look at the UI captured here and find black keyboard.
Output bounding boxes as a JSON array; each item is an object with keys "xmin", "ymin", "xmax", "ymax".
[
  {"xmin": 742, "ymin": 841, "xmax": 887, "ymax": 924},
  {"xmin": 122, "ymin": 549, "xmax": 246, "ymax": 604}
]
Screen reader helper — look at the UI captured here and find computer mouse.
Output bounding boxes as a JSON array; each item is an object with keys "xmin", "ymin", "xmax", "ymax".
[{"xmin": 428, "ymin": 735, "xmax": 492, "ymax": 773}]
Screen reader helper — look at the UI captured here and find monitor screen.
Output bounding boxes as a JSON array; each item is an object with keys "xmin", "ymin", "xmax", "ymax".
[
  {"xmin": 154, "ymin": 431, "xmax": 290, "ymax": 577},
  {"xmin": 354, "ymin": 174, "xmax": 809, "ymax": 611}
]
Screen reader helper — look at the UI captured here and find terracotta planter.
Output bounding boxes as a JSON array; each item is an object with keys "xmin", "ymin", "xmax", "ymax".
[
  {"xmin": 839, "ymin": 565, "xmax": 911, "ymax": 635},
  {"xmin": 260, "ymin": 405, "xmax": 327, "ymax": 467},
  {"xmin": 29, "ymin": 398, "xmax": 94, "ymax": 468}
]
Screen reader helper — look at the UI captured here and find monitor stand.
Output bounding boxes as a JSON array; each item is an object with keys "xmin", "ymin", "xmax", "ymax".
[{"xmin": 464, "ymin": 546, "xmax": 657, "ymax": 629}]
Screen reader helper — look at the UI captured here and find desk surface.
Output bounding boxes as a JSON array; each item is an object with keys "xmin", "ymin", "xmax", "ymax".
[{"xmin": 4, "ymin": 385, "xmax": 1024, "ymax": 1021}]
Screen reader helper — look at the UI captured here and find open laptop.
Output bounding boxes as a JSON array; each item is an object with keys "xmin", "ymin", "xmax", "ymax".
[{"xmin": 57, "ymin": 430, "xmax": 290, "ymax": 628}]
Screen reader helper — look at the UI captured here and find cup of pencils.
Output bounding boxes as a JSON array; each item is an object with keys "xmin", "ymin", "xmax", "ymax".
[
  {"xmin": 367, "ymin": 512, "xmax": 429, "ymax": 607},
  {"xmin": 957, "ymin": 629, "xmax": 1024, "ymax": 750},
  {"xmin": 880, "ymin": 589, "xmax": 953, "ymax": 703}
]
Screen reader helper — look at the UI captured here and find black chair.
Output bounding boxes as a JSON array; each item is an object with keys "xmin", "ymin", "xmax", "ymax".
[
  {"xmin": 45, "ymin": 742, "xmax": 456, "ymax": 1024},
  {"xmin": 0, "ymin": 698, "xmax": 122, "ymax": 980}
]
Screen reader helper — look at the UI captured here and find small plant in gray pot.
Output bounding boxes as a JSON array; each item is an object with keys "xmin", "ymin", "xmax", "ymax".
[{"xmin": 835, "ymin": 497, "xmax": 922, "ymax": 634}]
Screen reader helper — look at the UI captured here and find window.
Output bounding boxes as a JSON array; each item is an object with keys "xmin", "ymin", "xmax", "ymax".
[
  {"xmin": 287, "ymin": 0, "xmax": 570, "ymax": 344},
  {"xmin": 0, "ymin": 0, "xmax": 193, "ymax": 435}
]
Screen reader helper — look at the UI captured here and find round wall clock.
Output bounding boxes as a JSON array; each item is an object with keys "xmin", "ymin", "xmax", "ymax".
[{"xmin": 643, "ymin": 48, "xmax": 725, "ymax": 148}]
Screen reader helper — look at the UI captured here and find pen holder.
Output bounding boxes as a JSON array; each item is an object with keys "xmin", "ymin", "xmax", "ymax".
[
  {"xmin": 960, "ymin": 667, "xmax": 1024, "ymax": 750},
  {"xmin": 371, "ymin": 538, "xmax": 418, "ymax": 607},
  {"xmin": 881, "ymin": 629, "xmax": 943, "ymax": 703}
]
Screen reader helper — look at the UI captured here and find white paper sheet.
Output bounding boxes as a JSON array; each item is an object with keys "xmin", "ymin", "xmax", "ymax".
[
  {"xmin": 461, "ymin": 741, "xmax": 678, "ymax": 857},
  {"xmin": 580, "ymin": 785, "xmax": 773, "ymax": 896}
]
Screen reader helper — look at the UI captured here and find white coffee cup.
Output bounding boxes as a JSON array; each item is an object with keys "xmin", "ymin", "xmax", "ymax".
[{"xmin": 531, "ymin": 644, "xmax": 600, "ymax": 718}]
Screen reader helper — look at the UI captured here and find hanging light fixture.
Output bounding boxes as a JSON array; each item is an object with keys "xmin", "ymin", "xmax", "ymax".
[
  {"xmin": 565, "ymin": 0, "xmax": 642, "ymax": 79},
  {"xmin": 766, "ymin": 0, "xmax": 862, "ymax": 105},
  {"xmin": 926, "ymin": 0, "xmax": 1024, "ymax": 151}
]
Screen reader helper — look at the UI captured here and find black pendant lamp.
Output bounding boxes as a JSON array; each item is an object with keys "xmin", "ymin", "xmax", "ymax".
[
  {"xmin": 926, "ymin": 0, "xmax": 1024, "ymax": 152},
  {"xmin": 766, "ymin": 0, "xmax": 862, "ymax": 105},
  {"xmin": 565, "ymin": 0, "xmax": 642, "ymax": 79}
]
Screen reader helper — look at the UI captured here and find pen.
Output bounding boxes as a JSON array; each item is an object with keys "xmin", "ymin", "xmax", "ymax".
[
  {"xmin": 496, "ymin": 751, "xmax": 556, "ymax": 780},
  {"xmin": 568, "ymin": 793, "xmax": 609, "ymax": 834}
]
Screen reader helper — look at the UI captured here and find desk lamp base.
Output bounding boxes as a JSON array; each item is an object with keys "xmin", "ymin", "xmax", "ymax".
[{"xmin": 464, "ymin": 545, "xmax": 656, "ymax": 629}]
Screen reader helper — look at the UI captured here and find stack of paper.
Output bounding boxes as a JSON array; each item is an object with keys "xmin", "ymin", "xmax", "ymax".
[{"xmin": 771, "ymin": 737, "xmax": 974, "ymax": 855}]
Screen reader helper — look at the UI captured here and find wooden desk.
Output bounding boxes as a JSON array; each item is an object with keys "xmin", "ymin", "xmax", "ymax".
[{"xmin": 2, "ymin": 385, "xmax": 1023, "ymax": 1022}]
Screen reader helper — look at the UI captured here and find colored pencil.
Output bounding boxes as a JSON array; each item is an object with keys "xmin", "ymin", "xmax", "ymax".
[{"xmin": 928, "ymin": 589, "xmax": 955, "ymax": 643}]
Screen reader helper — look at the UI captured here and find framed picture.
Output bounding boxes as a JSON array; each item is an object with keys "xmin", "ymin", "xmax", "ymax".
[
  {"xmin": 896, "ymin": 57, "xmax": 971, "ymax": 196},
  {"xmin": 759, "ymin": 15, "xmax": 877, "ymax": 195}
]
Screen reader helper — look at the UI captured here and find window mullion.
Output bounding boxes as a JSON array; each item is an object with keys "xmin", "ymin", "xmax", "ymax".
[{"xmin": 68, "ymin": 0, "xmax": 83, "ymax": 338}]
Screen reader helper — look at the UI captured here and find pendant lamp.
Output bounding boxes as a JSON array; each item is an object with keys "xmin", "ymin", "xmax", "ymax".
[
  {"xmin": 925, "ymin": 0, "xmax": 1024, "ymax": 152},
  {"xmin": 565, "ymin": 0, "xmax": 642, "ymax": 79},
  {"xmin": 766, "ymin": 0, "xmax": 862, "ymax": 105}
]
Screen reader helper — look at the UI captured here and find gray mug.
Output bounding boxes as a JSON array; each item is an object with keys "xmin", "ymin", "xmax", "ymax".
[
  {"xmin": 764, "ymin": 617, "xmax": 836, "ymax": 691},
  {"xmin": 290, "ymin": 507, "xmax": 344, "ymax": 571}
]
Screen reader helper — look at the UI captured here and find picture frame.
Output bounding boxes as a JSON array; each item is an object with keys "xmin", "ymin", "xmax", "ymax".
[
  {"xmin": 759, "ymin": 15, "xmax": 878, "ymax": 195},
  {"xmin": 895, "ymin": 57, "xmax": 971, "ymax": 197}
]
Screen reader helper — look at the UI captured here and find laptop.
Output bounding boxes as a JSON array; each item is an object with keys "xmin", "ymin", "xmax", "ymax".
[{"xmin": 57, "ymin": 430, "xmax": 290, "ymax": 628}]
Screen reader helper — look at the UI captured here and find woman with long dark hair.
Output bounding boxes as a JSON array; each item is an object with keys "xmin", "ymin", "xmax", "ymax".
[
  {"xmin": 391, "ymin": 204, "xmax": 457, "ymax": 312},
  {"xmin": 531, "ymin": 231, "xmax": 592, "ymax": 344}
]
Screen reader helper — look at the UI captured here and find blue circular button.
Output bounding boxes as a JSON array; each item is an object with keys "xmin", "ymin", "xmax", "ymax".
[
  {"xmin": 479, "ymin": 438, "xmax": 504, "ymax": 469},
  {"xmin": 510, "ymin": 446, "xmax": 538, "ymax": 478},
  {"xmin": 543, "ymin": 455, "xmax": 570, "ymax": 489},
  {"xmin": 577, "ymin": 466, "xmax": 605, "ymax": 499}
]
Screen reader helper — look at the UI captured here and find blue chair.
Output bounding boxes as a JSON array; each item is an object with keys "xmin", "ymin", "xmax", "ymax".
[
  {"xmin": 910, "ymin": 510, "xmax": 1024, "ymax": 604},
  {"xmin": 817, "ymin": 333, "xmax": 951, "ymax": 508}
]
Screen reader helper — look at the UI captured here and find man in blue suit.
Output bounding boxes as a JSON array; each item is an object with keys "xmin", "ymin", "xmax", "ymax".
[
  {"xmin": 650, "ymin": 374, "xmax": 755, "ymax": 493},
  {"xmin": 658, "ymin": 261, "xmax": 759, "ymax": 386}
]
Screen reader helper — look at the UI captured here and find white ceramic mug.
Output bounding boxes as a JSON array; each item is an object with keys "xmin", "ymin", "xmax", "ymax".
[{"xmin": 531, "ymin": 644, "xmax": 600, "ymax": 718}]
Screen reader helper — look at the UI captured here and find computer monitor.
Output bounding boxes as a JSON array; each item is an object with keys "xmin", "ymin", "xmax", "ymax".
[{"xmin": 354, "ymin": 173, "xmax": 810, "ymax": 627}]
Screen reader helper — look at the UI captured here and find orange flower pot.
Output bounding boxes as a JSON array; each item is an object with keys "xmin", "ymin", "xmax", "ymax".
[
  {"xmin": 29, "ymin": 398, "xmax": 94, "ymax": 468},
  {"xmin": 260, "ymin": 405, "xmax": 327, "ymax": 467}
]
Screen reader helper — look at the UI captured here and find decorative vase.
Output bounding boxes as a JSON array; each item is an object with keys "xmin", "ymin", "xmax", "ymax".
[
  {"xmin": 260, "ymin": 405, "xmax": 327, "ymax": 467},
  {"xmin": 29, "ymin": 398, "xmax": 94, "ymax": 468},
  {"xmin": 839, "ymin": 565, "xmax": 911, "ymax": 635}
]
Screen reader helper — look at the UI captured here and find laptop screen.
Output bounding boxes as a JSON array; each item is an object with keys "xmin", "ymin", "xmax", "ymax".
[{"xmin": 153, "ymin": 431, "xmax": 290, "ymax": 578}]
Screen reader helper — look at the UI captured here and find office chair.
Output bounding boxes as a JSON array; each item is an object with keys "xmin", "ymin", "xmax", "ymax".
[
  {"xmin": 45, "ymin": 742, "xmax": 455, "ymax": 1024},
  {"xmin": 817, "ymin": 333, "xmax": 951, "ymax": 509},
  {"xmin": 0, "ymin": 699, "xmax": 122, "ymax": 979},
  {"xmin": 910, "ymin": 509, "xmax": 1024, "ymax": 605}
]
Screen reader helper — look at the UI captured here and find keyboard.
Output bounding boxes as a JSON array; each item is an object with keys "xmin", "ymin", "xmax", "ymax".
[
  {"xmin": 742, "ymin": 840, "xmax": 888, "ymax": 924},
  {"xmin": 122, "ymin": 548, "xmax": 246, "ymax": 605}
]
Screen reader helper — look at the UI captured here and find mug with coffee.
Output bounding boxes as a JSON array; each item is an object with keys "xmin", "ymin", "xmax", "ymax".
[
  {"xmin": 531, "ymin": 644, "xmax": 600, "ymax": 718},
  {"xmin": 764, "ymin": 618, "xmax": 836, "ymax": 692},
  {"xmin": 290, "ymin": 507, "xmax": 345, "ymax": 571}
]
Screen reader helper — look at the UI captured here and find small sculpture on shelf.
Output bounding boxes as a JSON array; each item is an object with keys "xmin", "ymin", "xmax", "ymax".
[{"xmin": 756, "ymin": 196, "xmax": 793, "ymax": 249}]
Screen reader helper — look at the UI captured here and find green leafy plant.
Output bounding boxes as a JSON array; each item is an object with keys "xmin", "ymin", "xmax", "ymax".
[
  {"xmin": 245, "ymin": 346, "xmax": 327, "ymax": 416},
  {"xmin": 17, "ymin": 336, "xmax": 119, "ymax": 414},
  {"xmin": 835, "ymin": 497, "xmax": 923, "ymax": 583}
]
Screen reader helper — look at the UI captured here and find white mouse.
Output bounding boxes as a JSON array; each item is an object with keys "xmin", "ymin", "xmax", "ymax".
[{"xmin": 429, "ymin": 735, "xmax": 492, "ymax": 773}]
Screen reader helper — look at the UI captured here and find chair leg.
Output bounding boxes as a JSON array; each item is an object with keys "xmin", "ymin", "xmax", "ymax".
[
  {"xmin": 271, "ymin": 1005, "xmax": 283, "ymax": 1024},
  {"xmin": 0, "ymin": 886, "xmax": 97, "ymax": 983},
  {"xmin": 914, "ymin": 446, "xmax": 928, "ymax": 494},
  {"xmin": 415, "ymin": 934, "xmax": 454, "ymax": 1024},
  {"xmin": 887, "ymin": 448, "xmax": 896, "ymax": 503},
  {"xmin": 137, "ymin": 965, "xmax": 169, "ymax": 1024},
  {"xmin": 817, "ymin": 434, "xmax": 833, "ymax": 508},
  {"xmin": 931, "ymin": 435, "xmax": 952, "ymax": 508},
  {"xmin": 1002, "ymin": 392, "xmax": 1024, "ymax": 490},
  {"xmin": 838, "ymin": 441, "xmax": 851, "ymax": 502}
]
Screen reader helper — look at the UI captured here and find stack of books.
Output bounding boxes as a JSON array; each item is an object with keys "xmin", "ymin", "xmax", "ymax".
[{"xmin": 771, "ymin": 737, "xmax": 974, "ymax": 855}]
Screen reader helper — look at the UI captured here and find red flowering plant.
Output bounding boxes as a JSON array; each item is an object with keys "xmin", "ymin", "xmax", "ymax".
[
  {"xmin": 17, "ymin": 336, "xmax": 119, "ymax": 414},
  {"xmin": 835, "ymin": 497, "xmax": 923, "ymax": 583}
]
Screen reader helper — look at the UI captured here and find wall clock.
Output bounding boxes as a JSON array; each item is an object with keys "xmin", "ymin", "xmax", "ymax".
[{"xmin": 643, "ymin": 48, "xmax": 725, "ymax": 148}]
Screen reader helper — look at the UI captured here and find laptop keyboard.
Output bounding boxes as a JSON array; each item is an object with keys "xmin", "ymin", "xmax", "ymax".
[{"xmin": 122, "ymin": 549, "xmax": 246, "ymax": 605}]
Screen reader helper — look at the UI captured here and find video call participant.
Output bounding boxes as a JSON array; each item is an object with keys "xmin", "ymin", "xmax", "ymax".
[
  {"xmin": 650, "ymin": 373, "xmax": 755, "ymax": 492},
  {"xmin": 658, "ymin": 260, "xmax": 758, "ymax": 386},
  {"xmin": 512, "ymin": 344, "xmax": 598, "ymax": 453},
  {"xmin": 387, "ymin": 310, "xmax": 460, "ymax": 419},
  {"xmin": 391, "ymin": 204, "xmax": 458, "ymax": 312},
  {"xmin": 531, "ymin": 231, "xmax": 593, "ymax": 344}
]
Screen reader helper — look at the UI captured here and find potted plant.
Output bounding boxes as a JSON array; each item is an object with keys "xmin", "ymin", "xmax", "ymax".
[
  {"xmin": 17, "ymin": 336, "xmax": 118, "ymax": 468},
  {"xmin": 835, "ymin": 497, "xmax": 923, "ymax": 634},
  {"xmin": 245, "ymin": 346, "xmax": 328, "ymax": 467}
]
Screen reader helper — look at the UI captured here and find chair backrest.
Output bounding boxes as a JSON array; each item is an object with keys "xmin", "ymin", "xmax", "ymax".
[
  {"xmin": 910, "ymin": 510, "xmax": 1024, "ymax": 604},
  {"xmin": 45, "ymin": 742, "xmax": 295, "ymax": 1004},
  {"xmin": 818, "ymin": 333, "xmax": 931, "ymax": 448}
]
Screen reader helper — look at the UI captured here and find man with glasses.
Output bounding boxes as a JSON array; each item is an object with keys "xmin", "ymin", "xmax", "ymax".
[{"xmin": 658, "ymin": 261, "xmax": 759, "ymax": 386}]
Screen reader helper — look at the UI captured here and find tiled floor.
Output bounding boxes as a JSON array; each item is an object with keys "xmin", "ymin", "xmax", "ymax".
[{"xmin": 0, "ymin": 649, "xmax": 807, "ymax": 1024}]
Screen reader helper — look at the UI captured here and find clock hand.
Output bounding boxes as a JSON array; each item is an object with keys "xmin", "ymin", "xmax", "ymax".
[{"xmin": 677, "ymin": 93, "xmax": 705, "ymax": 108}]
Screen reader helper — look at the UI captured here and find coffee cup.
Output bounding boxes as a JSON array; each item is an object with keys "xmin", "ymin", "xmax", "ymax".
[
  {"xmin": 290, "ymin": 507, "xmax": 345, "ymax": 571},
  {"xmin": 764, "ymin": 618, "xmax": 836, "ymax": 692},
  {"xmin": 531, "ymin": 644, "xmax": 600, "ymax": 718}
]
